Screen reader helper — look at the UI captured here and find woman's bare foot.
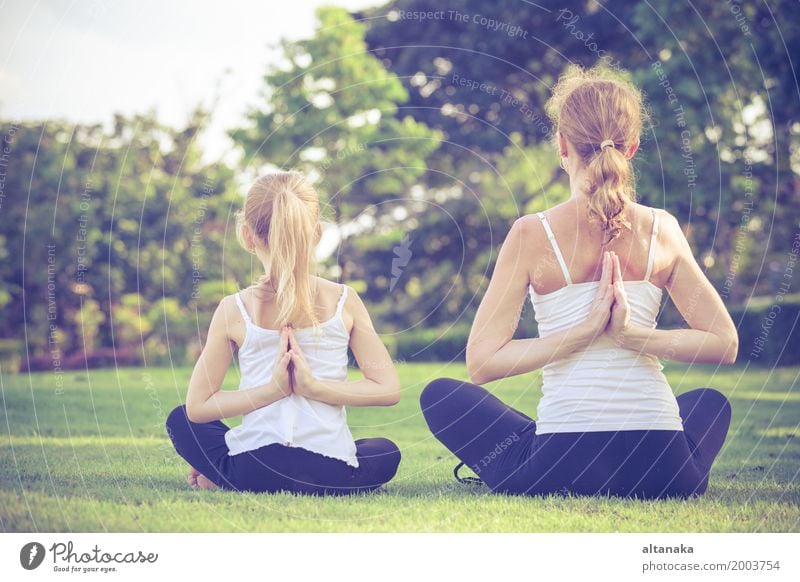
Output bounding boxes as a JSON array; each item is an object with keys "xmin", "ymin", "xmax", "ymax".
[{"xmin": 196, "ymin": 473, "xmax": 218, "ymax": 490}]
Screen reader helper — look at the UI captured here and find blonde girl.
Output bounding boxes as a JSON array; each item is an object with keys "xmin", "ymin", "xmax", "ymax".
[{"xmin": 166, "ymin": 171, "xmax": 401, "ymax": 495}]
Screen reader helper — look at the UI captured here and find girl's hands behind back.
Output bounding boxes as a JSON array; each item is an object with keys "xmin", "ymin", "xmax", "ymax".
[
  {"xmin": 287, "ymin": 328, "xmax": 320, "ymax": 399},
  {"xmin": 268, "ymin": 327, "xmax": 293, "ymax": 398}
]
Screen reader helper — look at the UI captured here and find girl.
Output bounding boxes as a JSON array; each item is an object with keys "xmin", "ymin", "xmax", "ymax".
[
  {"xmin": 421, "ymin": 66, "xmax": 738, "ymax": 499},
  {"xmin": 166, "ymin": 171, "xmax": 401, "ymax": 495}
]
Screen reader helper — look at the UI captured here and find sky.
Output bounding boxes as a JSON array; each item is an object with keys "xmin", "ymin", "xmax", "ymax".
[{"xmin": 0, "ymin": 0, "xmax": 384, "ymax": 162}]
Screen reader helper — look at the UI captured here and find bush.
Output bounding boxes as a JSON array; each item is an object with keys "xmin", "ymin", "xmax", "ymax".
[
  {"xmin": 658, "ymin": 293, "xmax": 799, "ymax": 367},
  {"xmin": 730, "ymin": 293, "xmax": 800, "ymax": 367},
  {"xmin": 392, "ymin": 324, "xmax": 471, "ymax": 363},
  {"xmin": 63, "ymin": 347, "xmax": 143, "ymax": 369},
  {"xmin": 21, "ymin": 346, "xmax": 143, "ymax": 372},
  {"xmin": 0, "ymin": 339, "xmax": 22, "ymax": 373},
  {"xmin": 386, "ymin": 294, "xmax": 799, "ymax": 368}
]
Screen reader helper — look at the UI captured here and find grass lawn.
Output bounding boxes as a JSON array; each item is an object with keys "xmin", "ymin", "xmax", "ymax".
[{"xmin": 1, "ymin": 362, "xmax": 798, "ymax": 532}]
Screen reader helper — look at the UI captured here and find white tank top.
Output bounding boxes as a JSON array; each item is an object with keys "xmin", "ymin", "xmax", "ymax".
[
  {"xmin": 529, "ymin": 209, "xmax": 684, "ymax": 434},
  {"xmin": 224, "ymin": 285, "xmax": 359, "ymax": 467}
]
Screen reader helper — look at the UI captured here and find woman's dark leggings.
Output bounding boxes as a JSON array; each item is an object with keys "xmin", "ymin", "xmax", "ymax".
[
  {"xmin": 420, "ymin": 379, "xmax": 732, "ymax": 499},
  {"xmin": 165, "ymin": 405, "xmax": 401, "ymax": 495}
]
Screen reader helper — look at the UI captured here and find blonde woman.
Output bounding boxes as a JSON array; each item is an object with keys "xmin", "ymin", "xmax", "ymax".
[
  {"xmin": 166, "ymin": 172, "xmax": 401, "ymax": 495},
  {"xmin": 421, "ymin": 67, "xmax": 737, "ymax": 499}
]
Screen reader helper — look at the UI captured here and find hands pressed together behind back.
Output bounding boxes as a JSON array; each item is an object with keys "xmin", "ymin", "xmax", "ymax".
[
  {"xmin": 268, "ymin": 327, "xmax": 321, "ymax": 400},
  {"xmin": 579, "ymin": 250, "xmax": 632, "ymax": 345}
]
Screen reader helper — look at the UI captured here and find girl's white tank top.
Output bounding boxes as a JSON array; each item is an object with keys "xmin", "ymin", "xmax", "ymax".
[
  {"xmin": 224, "ymin": 285, "xmax": 359, "ymax": 467},
  {"xmin": 529, "ymin": 209, "xmax": 684, "ymax": 434}
]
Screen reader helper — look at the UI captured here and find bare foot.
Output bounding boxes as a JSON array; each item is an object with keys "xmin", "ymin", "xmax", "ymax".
[
  {"xmin": 196, "ymin": 473, "xmax": 218, "ymax": 490},
  {"xmin": 187, "ymin": 467, "xmax": 200, "ymax": 489}
]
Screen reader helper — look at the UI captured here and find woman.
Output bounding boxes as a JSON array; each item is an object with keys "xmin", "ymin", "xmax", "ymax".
[
  {"xmin": 166, "ymin": 171, "xmax": 401, "ymax": 495},
  {"xmin": 420, "ymin": 66, "xmax": 737, "ymax": 499}
]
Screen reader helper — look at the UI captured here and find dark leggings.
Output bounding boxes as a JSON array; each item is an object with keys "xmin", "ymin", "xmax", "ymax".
[
  {"xmin": 420, "ymin": 379, "xmax": 732, "ymax": 499},
  {"xmin": 165, "ymin": 405, "xmax": 401, "ymax": 495}
]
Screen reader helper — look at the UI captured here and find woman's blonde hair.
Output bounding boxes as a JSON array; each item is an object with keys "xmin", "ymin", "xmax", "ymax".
[
  {"xmin": 545, "ymin": 65, "xmax": 648, "ymax": 242},
  {"xmin": 235, "ymin": 171, "xmax": 320, "ymax": 327}
]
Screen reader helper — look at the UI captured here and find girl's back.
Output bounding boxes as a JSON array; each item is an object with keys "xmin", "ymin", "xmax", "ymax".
[{"xmin": 225, "ymin": 280, "xmax": 358, "ymax": 466}]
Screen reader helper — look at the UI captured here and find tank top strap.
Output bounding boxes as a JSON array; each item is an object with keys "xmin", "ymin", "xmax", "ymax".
[
  {"xmin": 536, "ymin": 212, "xmax": 572, "ymax": 285},
  {"xmin": 234, "ymin": 292, "xmax": 252, "ymax": 324},
  {"xmin": 644, "ymin": 209, "xmax": 660, "ymax": 282},
  {"xmin": 334, "ymin": 284, "xmax": 349, "ymax": 316}
]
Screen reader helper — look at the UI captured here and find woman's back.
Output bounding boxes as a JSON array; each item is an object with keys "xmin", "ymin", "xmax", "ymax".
[
  {"xmin": 528, "ymin": 202, "xmax": 684, "ymax": 434},
  {"xmin": 528, "ymin": 201, "xmax": 673, "ymax": 295}
]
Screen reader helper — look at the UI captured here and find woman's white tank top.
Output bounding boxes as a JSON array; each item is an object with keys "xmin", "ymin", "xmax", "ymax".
[
  {"xmin": 223, "ymin": 285, "xmax": 359, "ymax": 467},
  {"xmin": 529, "ymin": 209, "xmax": 684, "ymax": 434}
]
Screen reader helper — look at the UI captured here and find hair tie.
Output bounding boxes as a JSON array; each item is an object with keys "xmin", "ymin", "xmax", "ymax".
[{"xmin": 600, "ymin": 139, "xmax": 615, "ymax": 150}]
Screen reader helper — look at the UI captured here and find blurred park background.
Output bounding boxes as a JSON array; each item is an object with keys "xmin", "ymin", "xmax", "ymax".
[{"xmin": 1, "ymin": 0, "xmax": 799, "ymax": 374}]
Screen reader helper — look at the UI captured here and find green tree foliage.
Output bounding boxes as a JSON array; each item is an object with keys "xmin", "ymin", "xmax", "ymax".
[
  {"xmin": 0, "ymin": 112, "xmax": 248, "ymax": 367},
  {"xmin": 1, "ymin": 0, "xmax": 797, "ymax": 367},
  {"xmin": 231, "ymin": 6, "xmax": 442, "ymax": 288},
  {"xmin": 359, "ymin": 0, "xmax": 800, "ymax": 313}
]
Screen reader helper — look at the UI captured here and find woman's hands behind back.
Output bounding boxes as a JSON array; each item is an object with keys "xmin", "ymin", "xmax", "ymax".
[
  {"xmin": 577, "ymin": 251, "xmax": 616, "ymax": 342},
  {"xmin": 605, "ymin": 252, "xmax": 632, "ymax": 342}
]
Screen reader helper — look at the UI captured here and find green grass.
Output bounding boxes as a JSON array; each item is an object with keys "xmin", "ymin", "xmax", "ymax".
[{"xmin": 1, "ymin": 362, "xmax": 798, "ymax": 532}]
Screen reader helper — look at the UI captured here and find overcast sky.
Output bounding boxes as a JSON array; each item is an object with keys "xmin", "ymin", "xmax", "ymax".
[{"xmin": 0, "ymin": 0, "xmax": 384, "ymax": 161}]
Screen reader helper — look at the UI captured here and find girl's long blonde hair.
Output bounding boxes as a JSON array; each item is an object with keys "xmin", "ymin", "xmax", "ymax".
[
  {"xmin": 545, "ymin": 65, "xmax": 648, "ymax": 242},
  {"xmin": 235, "ymin": 171, "xmax": 320, "ymax": 327}
]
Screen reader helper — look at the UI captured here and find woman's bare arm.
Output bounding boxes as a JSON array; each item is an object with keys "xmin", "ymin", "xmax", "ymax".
[
  {"xmin": 466, "ymin": 218, "xmax": 615, "ymax": 385},
  {"xmin": 614, "ymin": 211, "xmax": 739, "ymax": 364},
  {"xmin": 184, "ymin": 297, "xmax": 291, "ymax": 423}
]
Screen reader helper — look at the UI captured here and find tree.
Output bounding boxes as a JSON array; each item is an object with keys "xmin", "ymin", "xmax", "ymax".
[{"xmin": 231, "ymin": 6, "xmax": 441, "ymax": 285}]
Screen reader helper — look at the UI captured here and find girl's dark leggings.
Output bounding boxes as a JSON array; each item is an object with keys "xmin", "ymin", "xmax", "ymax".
[
  {"xmin": 420, "ymin": 379, "xmax": 732, "ymax": 499},
  {"xmin": 165, "ymin": 405, "xmax": 401, "ymax": 496}
]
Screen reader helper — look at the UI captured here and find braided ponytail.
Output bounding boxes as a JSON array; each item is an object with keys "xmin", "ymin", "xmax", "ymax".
[{"xmin": 545, "ymin": 65, "xmax": 647, "ymax": 242}]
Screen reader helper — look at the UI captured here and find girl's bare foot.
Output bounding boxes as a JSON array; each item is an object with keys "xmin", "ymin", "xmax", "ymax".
[
  {"xmin": 196, "ymin": 473, "xmax": 218, "ymax": 490},
  {"xmin": 187, "ymin": 466, "xmax": 218, "ymax": 490},
  {"xmin": 187, "ymin": 467, "xmax": 200, "ymax": 489}
]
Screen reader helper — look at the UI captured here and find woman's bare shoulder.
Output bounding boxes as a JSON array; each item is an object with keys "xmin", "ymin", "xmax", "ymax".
[
  {"xmin": 630, "ymin": 202, "xmax": 681, "ymax": 226},
  {"xmin": 512, "ymin": 212, "xmax": 552, "ymax": 244}
]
